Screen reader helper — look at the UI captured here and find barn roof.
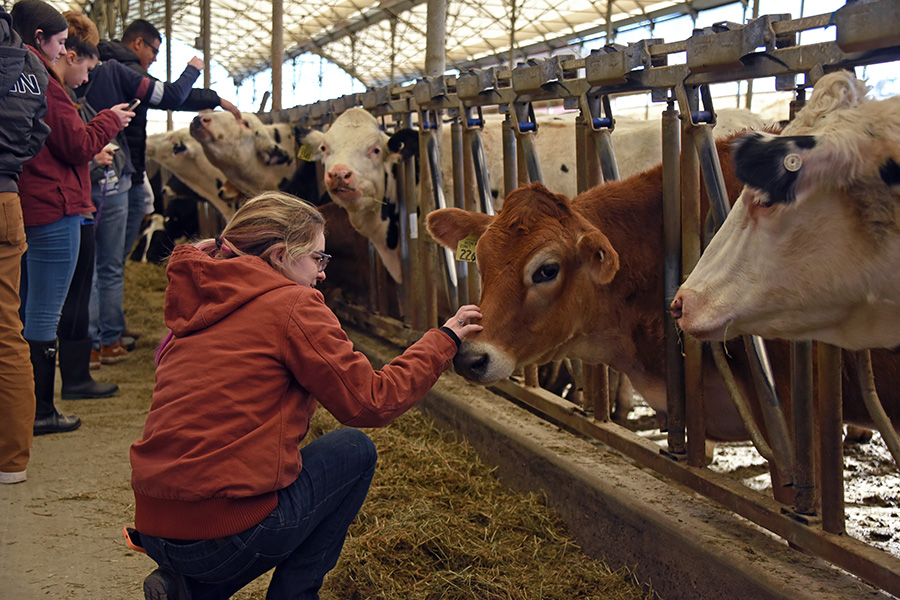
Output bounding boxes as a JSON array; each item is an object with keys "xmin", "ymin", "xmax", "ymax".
[{"xmin": 54, "ymin": 0, "xmax": 736, "ymax": 88}]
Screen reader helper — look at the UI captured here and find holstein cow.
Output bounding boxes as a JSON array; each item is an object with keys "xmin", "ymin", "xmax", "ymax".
[
  {"xmin": 673, "ymin": 71, "xmax": 900, "ymax": 350},
  {"xmin": 146, "ymin": 128, "xmax": 241, "ymax": 221},
  {"xmin": 426, "ymin": 143, "xmax": 900, "ymax": 454},
  {"xmin": 302, "ymin": 107, "xmax": 404, "ymax": 282},
  {"xmin": 189, "ymin": 110, "xmax": 323, "ymax": 206}
]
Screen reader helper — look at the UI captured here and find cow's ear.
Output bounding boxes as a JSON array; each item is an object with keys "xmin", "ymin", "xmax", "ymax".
[
  {"xmin": 301, "ymin": 130, "xmax": 326, "ymax": 161},
  {"xmin": 427, "ymin": 208, "xmax": 493, "ymax": 249},
  {"xmin": 577, "ymin": 230, "xmax": 619, "ymax": 285}
]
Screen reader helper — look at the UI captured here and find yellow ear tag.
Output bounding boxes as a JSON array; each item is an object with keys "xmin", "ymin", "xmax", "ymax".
[
  {"xmin": 297, "ymin": 144, "xmax": 314, "ymax": 161},
  {"xmin": 455, "ymin": 233, "xmax": 478, "ymax": 263}
]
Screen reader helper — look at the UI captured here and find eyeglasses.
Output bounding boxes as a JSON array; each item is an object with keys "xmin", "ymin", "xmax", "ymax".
[
  {"xmin": 142, "ymin": 38, "xmax": 160, "ymax": 57},
  {"xmin": 311, "ymin": 250, "xmax": 331, "ymax": 272}
]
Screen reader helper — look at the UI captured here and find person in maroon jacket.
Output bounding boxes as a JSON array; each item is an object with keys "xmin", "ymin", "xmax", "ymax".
[
  {"xmin": 130, "ymin": 191, "xmax": 482, "ymax": 600},
  {"xmin": 10, "ymin": 0, "xmax": 134, "ymax": 435}
]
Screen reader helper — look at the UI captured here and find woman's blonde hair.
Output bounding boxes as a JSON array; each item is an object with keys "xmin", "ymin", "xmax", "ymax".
[{"xmin": 196, "ymin": 191, "xmax": 325, "ymax": 272}]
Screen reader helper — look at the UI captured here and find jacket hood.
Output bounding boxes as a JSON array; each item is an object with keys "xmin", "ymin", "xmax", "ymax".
[
  {"xmin": 0, "ymin": 9, "xmax": 28, "ymax": 98},
  {"xmin": 98, "ymin": 39, "xmax": 139, "ymax": 66},
  {"xmin": 164, "ymin": 244, "xmax": 299, "ymax": 337}
]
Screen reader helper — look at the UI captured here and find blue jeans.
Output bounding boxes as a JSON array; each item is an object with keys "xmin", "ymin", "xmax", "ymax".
[
  {"xmin": 140, "ymin": 428, "xmax": 377, "ymax": 600},
  {"xmin": 19, "ymin": 215, "xmax": 80, "ymax": 341},
  {"xmin": 124, "ymin": 179, "xmax": 148, "ymax": 262},
  {"xmin": 90, "ymin": 186, "xmax": 129, "ymax": 347}
]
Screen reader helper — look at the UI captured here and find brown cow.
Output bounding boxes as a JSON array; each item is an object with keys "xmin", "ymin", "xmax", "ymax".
[{"xmin": 426, "ymin": 142, "xmax": 900, "ymax": 446}]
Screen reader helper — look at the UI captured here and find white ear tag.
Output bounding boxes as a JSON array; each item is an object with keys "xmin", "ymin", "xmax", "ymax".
[{"xmin": 783, "ymin": 153, "xmax": 802, "ymax": 172}]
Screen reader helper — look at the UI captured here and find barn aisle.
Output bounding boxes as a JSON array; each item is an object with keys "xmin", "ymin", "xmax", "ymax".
[{"xmin": 0, "ymin": 261, "xmax": 652, "ymax": 600}]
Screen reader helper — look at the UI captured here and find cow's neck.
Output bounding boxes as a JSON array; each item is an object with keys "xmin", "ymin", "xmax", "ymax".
[
  {"xmin": 573, "ymin": 170, "xmax": 669, "ymax": 403},
  {"xmin": 338, "ymin": 171, "xmax": 403, "ymax": 283}
]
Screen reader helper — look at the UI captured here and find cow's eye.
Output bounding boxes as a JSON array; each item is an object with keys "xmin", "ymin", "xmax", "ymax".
[{"xmin": 532, "ymin": 263, "xmax": 559, "ymax": 284}]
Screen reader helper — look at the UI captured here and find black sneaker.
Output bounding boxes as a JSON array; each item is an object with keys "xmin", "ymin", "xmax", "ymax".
[{"xmin": 143, "ymin": 568, "xmax": 190, "ymax": 600}]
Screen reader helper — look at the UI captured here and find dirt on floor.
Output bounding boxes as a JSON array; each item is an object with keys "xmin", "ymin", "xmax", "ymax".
[{"xmin": 0, "ymin": 262, "xmax": 651, "ymax": 600}]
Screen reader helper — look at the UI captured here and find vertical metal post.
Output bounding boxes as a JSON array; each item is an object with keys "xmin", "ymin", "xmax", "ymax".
[
  {"xmin": 462, "ymin": 124, "xmax": 481, "ymax": 305},
  {"xmin": 423, "ymin": 0, "xmax": 446, "ymax": 330},
  {"xmin": 663, "ymin": 103, "xmax": 686, "ymax": 458},
  {"xmin": 579, "ymin": 110, "xmax": 610, "ymax": 420},
  {"xmin": 106, "ymin": 0, "xmax": 116, "ymax": 40},
  {"xmin": 165, "ymin": 0, "xmax": 172, "ymax": 130},
  {"xmin": 680, "ymin": 119, "xmax": 705, "ymax": 466},
  {"xmin": 502, "ymin": 114, "xmax": 518, "ymax": 201},
  {"xmin": 451, "ymin": 119, "xmax": 469, "ymax": 307},
  {"xmin": 398, "ymin": 111, "xmax": 415, "ymax": 324},
  {"xmin": 575, "ymin": 118, "xmax": 596, "ymax": 415},
  {"xmin": 425, "ymin": 0, "xmax": 447, "ymax": 78},
  {"xmin": 202, "ymin": 0, "xmax": 211, "ymax": 87},
  {"xmin": 791, "ymin": 340, "xmax": 817, "ymax": 515},
  {"xmin": 817, "ymin": 343, "xmax": 845, "ymax": 534},
  {"xmin": 271, "ymin": 0, "xmax": 283, "ymax": 111}
]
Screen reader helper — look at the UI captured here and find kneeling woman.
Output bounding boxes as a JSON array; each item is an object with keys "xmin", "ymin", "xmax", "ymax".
[{"xmin": 130, "ymin": 191, "xmax": 482, "ymax": 600}]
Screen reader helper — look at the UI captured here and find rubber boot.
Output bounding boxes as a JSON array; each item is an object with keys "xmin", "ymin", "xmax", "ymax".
[
  {"xmin": 29, "ymin": 340, "xmax": 81, "ymax": 436},
  {"xmin": 59, "ymin": 338, "xmax": 119, "ymax": 400}
]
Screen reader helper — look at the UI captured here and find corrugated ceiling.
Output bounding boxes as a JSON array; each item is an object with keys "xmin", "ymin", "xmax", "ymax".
[{"xmin": 53, "ymin": 0, "xmax": 734, "ymax": 88}]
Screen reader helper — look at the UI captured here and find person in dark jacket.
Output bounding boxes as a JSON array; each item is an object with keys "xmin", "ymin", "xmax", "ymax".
[
  {"xmin": 76, "ymin": 18, "xmax": 240, "ymax": 365},
  {"xmin": 103, "ymin": 19, "xmax": 240, "ymax": 264},
  {"xmin": 0, "ymin": 2, "xmax": 50, "ymax": 485},
  {"xmin": 10, "ymin": 0, "xmax": 133, "ymax": 436}
]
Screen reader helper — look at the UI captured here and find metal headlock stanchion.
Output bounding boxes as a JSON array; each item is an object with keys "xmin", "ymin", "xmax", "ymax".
[
  {"xmin": 455, "ymin": 67, "xmax": 507, "ymax": 307},
  {"xmin": 465, "ymin": 106, "xmax": 497, "ymax": 217},
  {"xmin": 577, "ymin": 91, "xmax": 624, "ymax": 421},
  {"xmin": 287, "ymin": 5, "xmax": 900, "ymax": 592},
  {"xmin": 676, "ymin": 82, "xmax": 795, "ymax": 482}
]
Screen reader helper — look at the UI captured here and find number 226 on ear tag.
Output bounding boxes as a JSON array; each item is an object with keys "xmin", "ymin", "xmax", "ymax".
[{"xmin": 455, "ymin": 233, "xmax": 478, "ymax": 263}]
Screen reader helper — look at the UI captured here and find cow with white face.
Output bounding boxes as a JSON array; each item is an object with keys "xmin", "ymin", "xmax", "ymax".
[
  {"xmin": 302, "ymin": 108, "xmax": 403, "ymax": 282},
  {"xmin": 146, "ymin": 128, "xmax": 241, "ymax": 221},
  {"xmin": 189, "ymin": 111, "xmax": 301, "ymax": 197},
  {"xmin": 672, "ymin": 71, "xmax": 900, "ymax": 350}
]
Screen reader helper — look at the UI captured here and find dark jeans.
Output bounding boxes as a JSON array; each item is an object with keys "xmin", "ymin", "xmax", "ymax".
[{"xmin": 140, "ymin": 428, "xmax": 377, "ymax": 600}]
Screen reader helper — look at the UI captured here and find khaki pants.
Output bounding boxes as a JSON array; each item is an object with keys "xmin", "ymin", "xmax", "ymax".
[{"xmin": 0, "ymin": 191, "xmax": 35, "ymax": 474}]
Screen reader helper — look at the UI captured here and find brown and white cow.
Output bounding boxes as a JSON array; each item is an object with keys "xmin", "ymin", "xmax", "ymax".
[
  {"xmin": 427, "ymin": 142, "xmax": 900, "ymax": 444},
  {"xmin": 672, "ymin": 71, "xmax": 900, "ymax": 350}
]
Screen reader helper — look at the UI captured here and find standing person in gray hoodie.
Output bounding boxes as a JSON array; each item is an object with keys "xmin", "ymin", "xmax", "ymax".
[{"xmin": 0, "ymin": 2, "xmax": 51, "ymax": 484}]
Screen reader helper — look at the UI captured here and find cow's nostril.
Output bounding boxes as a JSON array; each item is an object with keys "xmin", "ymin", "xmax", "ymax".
[
  {"xmin": 670, "ymin": 296, "xmax": 683, "ymax": 319},
  {"xmin": 453, "ymin": 351, "xmax": 489, "ymax": 380}
]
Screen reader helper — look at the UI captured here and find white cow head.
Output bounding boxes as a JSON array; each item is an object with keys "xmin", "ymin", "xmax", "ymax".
[
  {"xmin": 189, "ymin": 111, "xmax": 298, "ymax": 196},
  {"xmin": 673, "ymin": 72, "xmax": 900, "ymax": 350},
  {"xmin": 301, "ymin": 107, "xmax": 404, "ymax": 282}
]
